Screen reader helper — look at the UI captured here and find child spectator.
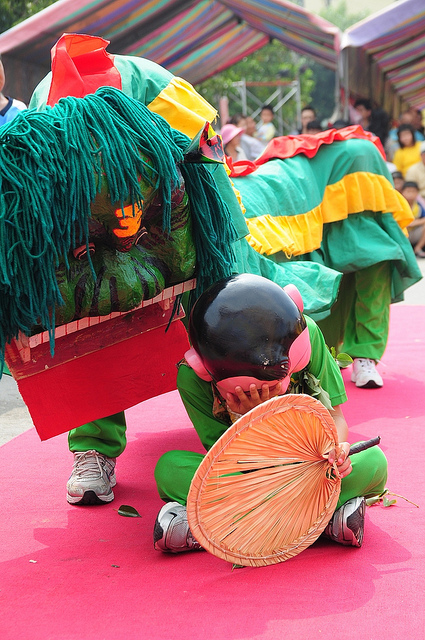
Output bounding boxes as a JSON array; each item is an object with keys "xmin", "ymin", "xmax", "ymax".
[
  {"xmin": 392, "ymin": 171, "xmax": 405, "ymax": 193},
  {"xmin": 393, "ymin": 124, "xmax": 422, "ymax": 177},
  {"xmin": 405, "ymin": 141, "xmax": 425, "ymax": 200},
  {"xmin": 401, "ymin": 181, "xmax": 425, "ymax": 257},
  {"xmin": 256, "ymin": 105, "xmax": 276, "ymax": 145}
]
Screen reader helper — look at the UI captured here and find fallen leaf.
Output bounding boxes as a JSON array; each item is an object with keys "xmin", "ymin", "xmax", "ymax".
[
  {"xmin": 117, "ymin": 504, "xmax": 142, "ymax": 518},
  {"xmin": 382, "ymin": 497, "xmax": 397, "ymax": 507}
]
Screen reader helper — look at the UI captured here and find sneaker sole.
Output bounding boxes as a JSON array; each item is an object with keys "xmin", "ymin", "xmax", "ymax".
[
  {"xmin": 67, "ymin": 489, "xmax": 115, "ymax": 505},
  {"xmin": 66, "ymin": 473, "xmax": 116, "ymax": 506},
  {"xmin": 355, "ymin": 379, "xmax": 383, "ymax": 389}
]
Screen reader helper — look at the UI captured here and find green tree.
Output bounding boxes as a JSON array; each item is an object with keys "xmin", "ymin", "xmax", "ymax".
[
  {"xmin": 0, "ymin": 0, "xmax": 56, "ymax": 33},
  {"xmin": 309, "ymin": 1, "xmax": 371, "ymax": 122},
  {"xmin": 320, "ymin": 0, "xmax": 369, "ymax": 32},
  {"xmin": 195, "ymin": 41, "xmax": 314, "ymax": 133}
]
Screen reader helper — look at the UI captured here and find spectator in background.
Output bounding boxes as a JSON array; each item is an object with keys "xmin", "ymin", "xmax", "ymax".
[
  {"xmin": 228, "ymin": 113, "xmax": 245, "ymax": 127},
  {"xmin": 392, "ymin": 171, "xmax": 405, "ymax": 193},
  {"xmin": 220, "ymin": 123, "xmax": 247, "ymax": 162},
  {"xmin": 0, "ymin": 55, "xmax": 26, "ymax": 127},
  {"xmin": 353, "ymin": 99, "xmax": 390, "ymax": 150},
  {"xmin": 387, "ymin": 109, "xmax": 424, "ymax": 161},
  {"xmin": 299, "ymin": 106, "xmax": 317, "ymax": 134},
  {"xmin": 331, "ymin": 119, "xmax": 351, "ymax": 130},
  {"xmin": 256, "ymin": 105, "xmax": 276, "ymax": 145},
  {"xmin": 401, "ymin": 181, "xmax": 425, "ymax": 258},
  {"xmin": 353, "ymin": 98, "xmax": 372, "ymax": 131},
  {"xmin": 306, "ymin": 119, "xmax": 323, "ymax": 135},
  {"xmin": 389, "ymin": 110, "xmax": 424, "ymax": 143},
  {"xmin": 228, "ymin": 113, "xmax": 266, "ymax": 160},
  {"xmin": 410, "ymin": 108, "xmax": 425, "ymax": 138},
  {"xmin": 243, "ymin": 115, "xmax": 267, "ymax": 159},
  {"xmin": 393, "ymin": 124, "xmax": 422, "ymax": 177},
  {"xmin": 369, "ymin": 107, "xmax": 391, "ymax": 150},
  {"xmin": 405, "ymin": 141, "xmax": 425, "ymax": 200}
]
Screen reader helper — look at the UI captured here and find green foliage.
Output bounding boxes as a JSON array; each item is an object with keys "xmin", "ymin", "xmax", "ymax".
[
  {"xmin": 320, "ymin": 0, "xmax": 369, "ymax": 31},
  {"xmin": 290, "ymin": 370, "xmax": 333, "ymax": 411},
  {"xmin": 366, "ymin": 489, "xmax": 419, "ymax": 508},
  {"xmin": 329, "ymin": 347, "xmax": 353, "ymax": 369},
  {"xmin": 308, "ymin": 62, "xmax": 336, "ymax": 123},
  {"xmin": 195, "ymin": 41, "xmax": 314, "ymax": 132},
  {"xmin": 309, "ymin": 1, "xmax": 371, "ymax": 121},
  {"xmin": 0, "ymin": 0, "xmax": 56, "ymax": 32}
]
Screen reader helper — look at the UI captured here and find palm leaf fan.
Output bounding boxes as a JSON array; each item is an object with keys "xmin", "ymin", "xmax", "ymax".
[{"xmin": 186, "ymin": 394, "xmax": 342, "ymax": 567}]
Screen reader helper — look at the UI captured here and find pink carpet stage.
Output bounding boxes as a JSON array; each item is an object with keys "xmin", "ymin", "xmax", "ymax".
[{"xmin": 1, "ymin": 305, "xmax": 424, "ymax": 640}]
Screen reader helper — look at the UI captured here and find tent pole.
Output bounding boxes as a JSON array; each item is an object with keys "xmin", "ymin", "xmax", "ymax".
[{"xmin": 340, "ymin": 47, "xmax": 350, "ymax": 121}]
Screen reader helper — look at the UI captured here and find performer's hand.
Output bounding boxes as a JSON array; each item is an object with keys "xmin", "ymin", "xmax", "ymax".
[
  {"xmin": 226, "ymin": 382, "xmax": 282, "ymax": 415},
  {"xmin": 328, "ymin": 441, "xmax": 352, "ymax": 478}
]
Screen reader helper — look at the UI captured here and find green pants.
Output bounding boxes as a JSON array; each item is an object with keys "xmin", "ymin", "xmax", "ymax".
[
  {"xmin": 68, "ymin": 411, "xmax": 127, "ymax": 458},
  {"xmin": 317, "ymin": 261, "xmax": 391, "ymax": 361},
  {"xmin": 154, "ymin": 366, "xmax": 388, "ymax": 510}
]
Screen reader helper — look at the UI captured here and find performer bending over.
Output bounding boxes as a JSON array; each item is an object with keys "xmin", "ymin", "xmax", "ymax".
[{"xmin": 153, "ymin": 274, "xmax": 388, "ymax": 554}]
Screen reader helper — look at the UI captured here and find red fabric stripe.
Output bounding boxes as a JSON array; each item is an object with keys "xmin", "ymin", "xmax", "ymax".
[{"xmin": 227, "ymin": 126, "xmax": 385, "ymax": 177}]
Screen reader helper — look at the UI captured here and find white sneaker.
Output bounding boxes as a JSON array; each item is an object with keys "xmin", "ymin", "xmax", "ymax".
[
  {"xmin": 153, "ymin": 502, "xmax": 203, "ymax": 553},
  {"xmin": 351, "ymin": 358, "xmax": 383, "ymax": 388},
  {"xmin": 67, "ymin": 450, "xmax": 116, "ymax": 505}
]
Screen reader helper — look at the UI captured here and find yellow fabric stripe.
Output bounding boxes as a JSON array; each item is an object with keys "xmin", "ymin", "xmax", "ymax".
[
  {"xmin": 245, "ymin": 172, "xmax": 414, "ymax": 257},
  {"xmin": 148, "ymin": 76, "xmax": 217, "ymax": 139}
]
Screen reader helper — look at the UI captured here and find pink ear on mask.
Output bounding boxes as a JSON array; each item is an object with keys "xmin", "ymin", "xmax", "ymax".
[
  {"xmin": 283, "ymin": 284, "xmax": 304, "ymax": 312},
  {"xmin": 288, "ymin": 326, "xmax": 311, "ymax": 372},
  {"xmin": 184, "ymin": 348, "xmax": 212, "ymax": 381}
]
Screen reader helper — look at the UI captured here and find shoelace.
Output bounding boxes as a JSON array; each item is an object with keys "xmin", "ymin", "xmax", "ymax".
[
  {"xmin": 72, "ymin": 451, "xmax": 108, "ymax": 479},
  {"xmin": 356, "ymin": 358, "xmax": 376, "ymax": 373}
]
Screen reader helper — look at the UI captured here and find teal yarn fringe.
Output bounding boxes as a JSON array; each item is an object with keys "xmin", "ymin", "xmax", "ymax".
[{"xmin": 0, "ymin": 87, "xmax": 237, "ymax": 374}]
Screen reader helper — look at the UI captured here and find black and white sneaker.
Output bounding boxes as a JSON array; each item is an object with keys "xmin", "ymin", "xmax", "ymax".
[
  {"xmin": 323, "ymin": 497, "xmax": 366, "ymax": 547},
  {"xmin": 153, "ymin": 502, "xmax": 203, "ymax": 553}
]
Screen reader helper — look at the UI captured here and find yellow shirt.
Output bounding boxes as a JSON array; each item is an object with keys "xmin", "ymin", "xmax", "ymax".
[{"xmin": 393, "ymin": 141, "xmax": 422, "ymax": 177}]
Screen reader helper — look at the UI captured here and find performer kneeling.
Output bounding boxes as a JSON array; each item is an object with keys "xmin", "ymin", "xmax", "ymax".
[{"xmin": 153, "ymin": 274, "xmax": 387, "ymax": 554}]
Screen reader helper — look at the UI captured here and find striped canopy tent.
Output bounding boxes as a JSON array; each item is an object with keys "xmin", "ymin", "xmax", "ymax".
[
  {"xmin": 341, "ymin": 0, "xmax": 425, "ymax": 116},
  {"xmin": 0, "ymin": 0, "xmax": 340, "ymax": 104}
]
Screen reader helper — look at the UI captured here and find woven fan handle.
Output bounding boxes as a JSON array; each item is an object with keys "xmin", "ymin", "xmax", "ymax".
[{"xmin": 349, "ymin": 436, "xmax": 381, "ymax": 455}]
